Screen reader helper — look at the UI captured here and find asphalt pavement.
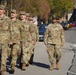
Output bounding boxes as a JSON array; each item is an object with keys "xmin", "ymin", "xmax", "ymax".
[{"xmin": 6, "ymin": 27, "xmax": 76, "ymax": 75}]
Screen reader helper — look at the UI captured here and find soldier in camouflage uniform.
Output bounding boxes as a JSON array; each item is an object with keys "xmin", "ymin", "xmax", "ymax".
[
  {"xmin": 9, "ymin": 9, "xmax": 21, "ymax": 73},
  {"xmin": 29, "ymin": 17, "xmax": 39, "ymax": 64},
  {"xmin": 0, "ymin": 5, "xmax": 11, "ymax": 75},
  {"xmin": 19, "ymin": 11, "xmax": 32, "ymax": 70},
  {"xmin": 44, "ymin": 16, "xmax": 65, "ymax": 70},
  {"xmin": 26, "ymin": 12, "xmax": 30, "ymax": 21}
]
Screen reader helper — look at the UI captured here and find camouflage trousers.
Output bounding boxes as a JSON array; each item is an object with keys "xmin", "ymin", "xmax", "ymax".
[
  {"xmin": 0, "ymin": 43, "xmax": 8, "ymax": 71},
  {"xmin": 21, "ymin": 42, "xmax": 34, "ymax": 64},
  {"xmin": 11, "ymin": 43, "xmax": 21, "ymax": 65},
  {"xmin": 46, "ymin": 44, "xmax": 61, "ymax": 64},
  {"xmin": 7, "ymin": 45, "xmax": 12, "ymax": 58},
  {"xmin": 29, "ymin": 43, "xmax": 35, "ymax": 54},
  {"xmin": 29, "ymin": 44, "xmax": 35, "ymax": 58}
]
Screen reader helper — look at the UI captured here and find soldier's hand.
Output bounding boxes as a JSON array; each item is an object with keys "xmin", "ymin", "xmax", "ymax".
[
  {"xmin": 32, "ymin": 42, "xmax": 36, "ymax": 45},
  {"xmin": 61, "ymin": 44, "xmax": 64, "ymax": 46}
]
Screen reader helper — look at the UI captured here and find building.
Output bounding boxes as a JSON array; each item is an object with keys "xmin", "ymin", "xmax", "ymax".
[{"xmin": 69, "ymin": 9, "xmax": 76, "ymax": 22}]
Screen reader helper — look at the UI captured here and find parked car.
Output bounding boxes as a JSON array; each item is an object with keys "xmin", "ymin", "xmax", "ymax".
[
  {"xmin": 70, "ymin": 21, "xmax": 76, "ymax": 27},
  {"xmin": 60, "ymin": 22, "xmax": 70, "ymax": 30},
  {"xmin": 37, "ymin": 24, "xmax": 47, "ymax": 41}
]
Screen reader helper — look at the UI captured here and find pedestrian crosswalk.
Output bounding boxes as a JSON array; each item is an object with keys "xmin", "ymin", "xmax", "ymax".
[{"xmin": 68, "ymin": 47, "xmax": 76, "ymax": 75}]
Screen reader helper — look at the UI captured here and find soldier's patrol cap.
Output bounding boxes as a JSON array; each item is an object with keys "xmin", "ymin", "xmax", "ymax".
[
  {"xmin": 11, "ymin": 9, "xmax": 17, "ymax": 13},
  {"xmin": 20, "ymin": 11, "xmax": 26, "ymax": 15},
  {"xmin": 0, "ymin": 5, "xmax": 5, "ymax": 10},
  {"xmin": 52, "ymin": 16, "xmax": 58, "ymax": 20}
]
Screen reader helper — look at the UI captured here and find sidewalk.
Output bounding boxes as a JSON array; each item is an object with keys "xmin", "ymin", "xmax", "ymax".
[
  {"xmin": 57, "ymin": 42, "xmax": 74, "ymax": 75},
  {"xmin": 66, "ymin": 43, "xmax": 76, "ymax": 75},
  {"xmin": 6, "ymin": 42, "xmax": 75, "ymax": 75}
]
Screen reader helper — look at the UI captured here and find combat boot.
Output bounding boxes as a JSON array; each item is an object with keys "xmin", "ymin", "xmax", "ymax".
[
  {"xmin": 22, "ymin": 64, "xmax": 26, "ymax": 71},
  {"xmin": 10, "ymin": 63, "xmax": 15, "ymax": 73},
  {"xmin": 1, "ymin": 65, "xmax": 6, "ymax": 75},
  {"xmin": 49, "ymin": 64, "xmax": 54, "ymax": 70},
  {"xmin": 1, "ymin": 71, "xmax": 4, "ymax": 75},
  {"xmin": 26, "ymin": 63, "xmax": 29, "ymax": 67},
  {"xmin": 2, "ymin": 66, "xmax": 6, "ymax": 72},
  {"xmin": 56, "ymin": 62, "xmax": 60, "ymax": 70}
]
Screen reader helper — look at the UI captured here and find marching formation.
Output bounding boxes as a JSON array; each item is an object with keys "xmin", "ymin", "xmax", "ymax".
[
  {"xmin": 0, "ymin": 4, "xmax": 65, "ymax": 75},
  {"xmin": 0, "ymin": 5, "xmax": 39, "ymax": 75}
]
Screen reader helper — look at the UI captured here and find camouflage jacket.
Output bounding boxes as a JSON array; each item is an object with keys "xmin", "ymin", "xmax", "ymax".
[
  {"xmin": 0, "ymin": 15, "xmax": 11, "ymax": 43},
  {"xmin": 29, "ymin": 22, "xmax": 39, "ymax": 42},
  {"xmin": 10, "ymin": 19, "xmax": 21, "ymax": 43},
  {"xmin": 44, "ymin": 23, "xmax": 65, "ymax": 45},
  {"xmin": 20, "ymin": 21, "xmax": 32, "ymax": 43}
]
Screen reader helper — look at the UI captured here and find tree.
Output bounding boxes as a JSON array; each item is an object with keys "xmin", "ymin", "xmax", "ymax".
[
  {"xmin": 3, "ymin": 0, "xmax": 50, "ymax": 20},
  {"xmin": 47, "ymin": 0, "xmax": 74, "ymax": 18},
  {"xmin": 0, "ymin": 0, "xmax": 74, "ymax": 19}
]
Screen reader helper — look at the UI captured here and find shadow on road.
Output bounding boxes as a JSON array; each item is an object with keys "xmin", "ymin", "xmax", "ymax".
[{"xmin": 33, "ymin": 61, "xmax": 50, "ymax": 69}]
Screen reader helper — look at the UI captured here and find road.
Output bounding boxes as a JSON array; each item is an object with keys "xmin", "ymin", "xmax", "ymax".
[{"xmin": 6, "ymin": 27, "xmax": 76, "ymax": 75}]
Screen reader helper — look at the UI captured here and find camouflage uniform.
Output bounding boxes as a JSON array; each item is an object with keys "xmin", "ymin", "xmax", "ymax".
[
  {"xmin": 20, "ymin": 20, "xmax": 32, "ymax": 65},
  {"xmin": 0, "ymin": 15, "xmax": 11, "ymax": 72},
  {"xmin": 29, "ymin": 18, "xmax": 39, "ymax": 43},
  {"xmin": 10, "ymin": 19, "xmax": 21, "ymax": 66},
  {"xmin": 44, "ymin": 23, "xmax": 65, "ymax": 65},
  {"xmin": 29, "ymin": 20, "xmax": 39, "ymax": 63}
]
